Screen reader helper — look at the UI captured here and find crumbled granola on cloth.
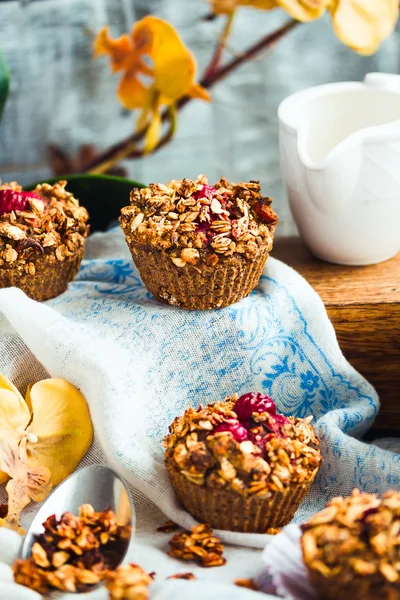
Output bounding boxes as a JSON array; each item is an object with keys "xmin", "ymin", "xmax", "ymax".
[
  {"xmin": 164, "ymin": 393, "xmax": 321, "ymax": 496},
  {"xmin": 104, "ymin": 563, "xmax": 153, "ymax": 600},
  {"xmin": 120, "ymin": 175, "xmax": 277, "ymax": 264},
  {"xmin": 168, "ymin": 523, "xmax": 226, "ymax": 567},
  {"xmin": 301, "ymin": 489, "xmax": 400, "ymax": 589},
  {"xmin": 235, "ymin": 578, "xmax": 259, "ymax": 590},
  {"xmin": 0, "ymin": 180, "xmax": 89, "ymax": 274},
  {"xmin": 168, "ymin": 572, "xmax": 196, "ymax": 580},
  {"xmin": 157, "ymin": 519, "xmax": 180, "ymax": 533},
  {"xmin": 13, "ymin": 503, "xmax": 132, "ymax": 594}
]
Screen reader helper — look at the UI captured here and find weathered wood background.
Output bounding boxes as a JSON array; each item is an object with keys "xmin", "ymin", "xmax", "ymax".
[
  {"xmin": 1, "ymin": 0, "xmax": 400, "ymax": 235},
  {"xmin": 274, "ymin": 238, "xmax": 400, "ymax": 431}
]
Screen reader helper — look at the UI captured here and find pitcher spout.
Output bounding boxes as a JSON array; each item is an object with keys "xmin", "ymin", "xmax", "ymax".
[{"xmin": 297, "ymin": 135, "xmax": 363, "ymax": 215}]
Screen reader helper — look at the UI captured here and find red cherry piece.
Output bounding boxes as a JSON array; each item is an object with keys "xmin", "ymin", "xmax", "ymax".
[
  {"xmin": 264, "ymin": 414, "xmax": 290, "ymax": 438},
  {"xmin": 252, "ymin": 199, "xmax": 278, "ymax": 224},
  {"xmin": 234, "ymin": 392, "xmax": 277, "ymax": 423},
  {"xmin": 192, "ymin": 184, "xmax": 217, "ymax": 200},
  {"xmin": 213, "ymin": 421, "xmax": 248, "ymax": 442},
  {"xmin": 0, "ymin": 190, "xmax": 41, "ymax": 216}
]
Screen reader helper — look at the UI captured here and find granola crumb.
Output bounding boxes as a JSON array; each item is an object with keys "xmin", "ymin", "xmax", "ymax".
[
  {"xmin": 157, "ymin": 520, "xmax": 180, "ymax": 533},
  {"xmin": 235, "ymin": 578, "xmax": 259, "ymax": 591},
  {"xmin": 266, "ymin": 527, "xmax": 281, "ymax": 535},
  {"xmin": 167, "ymin": 572, "xmax": 196, "ymax": 580},
  {"xmin": 104, "ymin": 563, "xmax": 153, "ymax": 600},
  {"xmin": 168, "ymin": 523, "xmax": 226, "ymax": 568}
]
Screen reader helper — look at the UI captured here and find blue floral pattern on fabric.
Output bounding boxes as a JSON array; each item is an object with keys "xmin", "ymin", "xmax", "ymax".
[{"xmin": 49, "ymin": 248, "xmax": 396, "ymax": 519}]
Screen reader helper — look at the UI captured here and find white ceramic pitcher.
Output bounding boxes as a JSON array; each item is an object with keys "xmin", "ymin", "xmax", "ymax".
[{"xmin": 278, "ymin": 72, "xmax": 400, "ymax": 265}]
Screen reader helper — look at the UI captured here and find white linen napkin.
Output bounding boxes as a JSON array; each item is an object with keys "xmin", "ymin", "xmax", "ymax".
[{"xmin": 0, "ymin": 226, "xmax": 397, "ymax": 598}]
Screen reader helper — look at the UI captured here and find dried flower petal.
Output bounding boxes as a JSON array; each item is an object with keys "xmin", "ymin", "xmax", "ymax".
[
  {"xmin": 25, "ymin": 379, "xmax": 93, "ymax": 486},
  {"xmin": 0, "ymin": 374, "xmax": 93, "ymax": 532},
  {"xmin": 0, "ymin": 380, "xmax": 31, "ymax": 484}
]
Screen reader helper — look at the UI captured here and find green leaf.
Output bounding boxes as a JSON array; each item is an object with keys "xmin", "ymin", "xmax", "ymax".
[
  {"xmin": 26, "ymin": 174, "xmax": 146, "ymax": 233},
  {"xmin": 0, "ymin": 51, "xmax": 10, "ymax": 121}
]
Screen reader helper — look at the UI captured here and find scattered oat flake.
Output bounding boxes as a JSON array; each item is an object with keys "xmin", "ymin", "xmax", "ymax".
[
  {"xmin": 235, "ymin": 578, "xmax": 259, "ymax": 590},
  {"xmin": 157, "ymin": 520, "xmax": 180, "ymax": 533}
]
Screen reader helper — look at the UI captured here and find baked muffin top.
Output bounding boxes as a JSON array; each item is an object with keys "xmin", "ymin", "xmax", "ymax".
[
  {"xmin": 120, "ymin": 175, "xmax": 278, "ymax": 266},
  {"xmin": 163, "ymin": 392, "xmax": 321, "ymax": 497},
  {"xmin": 301, "ymin": 489, "xmax": 400, "ymax": 585},
  {"xmin": 0, "ymin": 181, "xmax": 89, "ymax": 274}
]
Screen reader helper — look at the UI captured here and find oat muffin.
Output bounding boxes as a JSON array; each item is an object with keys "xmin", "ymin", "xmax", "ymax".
[
  {"xmin": 301, "ymin": 489, "xmax": 400, "ymax": 600},
  {"xmin": 120, "ymin": 175, "xmax": 278, "ymax": 310},
  {"xmin": 0, "ymin": 181, "xmax": 89, "ymax": 301},
  {"xmin": 163, "ymin": 392, "xmax": 321, "ymax": 532}
]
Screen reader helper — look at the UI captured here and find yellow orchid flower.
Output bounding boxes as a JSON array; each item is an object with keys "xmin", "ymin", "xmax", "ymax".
[
  {"xmin": 210, "ymin": 0, "xmax": 277, "ymax": 14},
  {"xmin": 276, "ymin": 0, "xmax": 328, "ymax": 21},
  {"xmin": 331, "ymin": 0, "xmax": 399, "ymax": 55},
  {"xmin": 0, "ymin": 375, "xmax": 93, "ymax": 532},
  {"xmin": 94, "ymin": 16, "xmax": 210, "ymax": 152}
]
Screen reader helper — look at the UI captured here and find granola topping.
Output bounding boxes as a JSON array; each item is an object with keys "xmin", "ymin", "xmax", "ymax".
[
  {"xmin": 164, "ymin": 393, "xmax": 321, "ymax": 496},
  {"xmin": 120, "ymin": 175, "xmax": 278, "ymax": 264},
  {"xmin": 0, "ymin": 189, "xmax": 42, "ymax": 216},
  {"xmin": 168, "ymin": 523, "xmax": 226, "ymax": 567},
  {"xmin": 13, "ymin": 503, "xmax": 132, "ymax": 594},
  {"xmin": 301, "ymin": 489, "xmax": 400, "ymax": 584},
  {"xmin": 104, "ymin": 563, "xmax": 153, "ymax": 600},
  {"xmin": 0, "ymin": 180, "xmax": 89, "ymax": 273}
]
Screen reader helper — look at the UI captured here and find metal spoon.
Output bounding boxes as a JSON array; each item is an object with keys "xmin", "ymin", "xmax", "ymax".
[{"xmin": 21, "ymin": 464, "xmax": 135, "ymax": 571}]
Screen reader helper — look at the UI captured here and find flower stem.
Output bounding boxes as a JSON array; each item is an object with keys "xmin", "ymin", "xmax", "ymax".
[
  {"xmin": 82, "ymin": 18, "xmax": 299, "ymax": 174},
  {"xmin": 203, "ymin": 11, "xmax": 236, "ymax": 80}
]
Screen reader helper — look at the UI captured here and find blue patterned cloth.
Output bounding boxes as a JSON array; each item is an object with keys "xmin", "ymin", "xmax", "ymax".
[{"xmin": 0, "ymin": 227, "xmax": 398, "ymax": 557}]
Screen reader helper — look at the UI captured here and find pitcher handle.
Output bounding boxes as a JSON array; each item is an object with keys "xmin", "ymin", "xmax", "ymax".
[{"xmin": 364, "ymin": 72, "xmax": 400, "ymax": 93}]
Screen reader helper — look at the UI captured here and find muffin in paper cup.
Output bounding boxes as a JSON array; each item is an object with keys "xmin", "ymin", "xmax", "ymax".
[
  {"xmin": 301, "ymin": 489, "xmax": 400, "ymax": 600},
  {"xmin": 120, "ymin": 175, "xmax": 278, "ymax": 310},
  {"xmin": 0, "ymin": 181, "xmax": 89, "ymax": 301},
  {"xmin": 163, "ymin": 392, "xmax": 322, "ymax": 533}
]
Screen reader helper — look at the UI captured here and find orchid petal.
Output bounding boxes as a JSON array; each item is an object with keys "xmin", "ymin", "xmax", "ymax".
[
  {"xmin": 331, "ymin": 0, "xmax": 399, "ymax": 55},
  {"xmin": 277, "ymin": 0, "xmax": 328, "ymax": 21},
  {"xmin": 118, "ymin": 70, "xmax": 149, "ymax": 109},
  {"xmin": 188, "ymin": 83, "xmax": 211, "ymax": 102},
  {"xmin": 135, "ymin": 16, "xmax": 196, "ymax": 101},
  {"xmin": 93, "ymin": 27, "xmax": 134, "ymax": 72},
  {"xmin": 211, "ymin": 0, "xmax": 277, "ymax": 12}
]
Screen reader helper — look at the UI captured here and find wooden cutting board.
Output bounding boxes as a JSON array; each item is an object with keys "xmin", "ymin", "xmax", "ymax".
[{"xmin": 273, "ymin": 237, "xmax": 400, "ymax": 432}]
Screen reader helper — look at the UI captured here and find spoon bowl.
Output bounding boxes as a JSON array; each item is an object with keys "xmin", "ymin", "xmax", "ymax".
[{"xmin": 21, "ymin": 464, "xmax": 135, "ymax": 570}]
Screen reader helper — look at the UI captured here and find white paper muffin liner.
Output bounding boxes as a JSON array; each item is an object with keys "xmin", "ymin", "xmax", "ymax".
[{"xmin": 262, "ymin": 524, "xmax": 318, "ymax": 600}]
